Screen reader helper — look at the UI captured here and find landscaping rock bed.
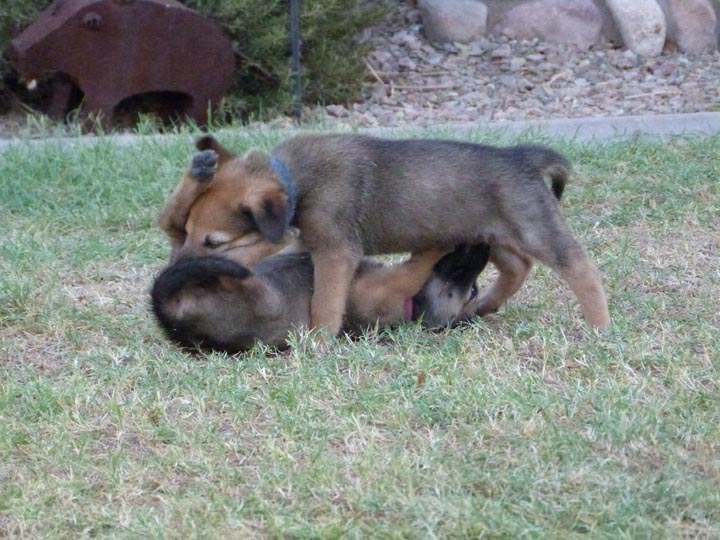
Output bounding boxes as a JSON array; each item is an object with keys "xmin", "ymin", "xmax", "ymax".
[{"xmin": 306, "ymin": 5, "xmax": 720, "ymax": 128}]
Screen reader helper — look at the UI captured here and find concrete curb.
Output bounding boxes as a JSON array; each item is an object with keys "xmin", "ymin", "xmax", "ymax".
[
  {"xmin": 462, "ymin": 111, "xmax": 720, "ymax": 141},
  {"xmin": 1, "ymin": 112, "xmax": 719, "ymax": 152}
]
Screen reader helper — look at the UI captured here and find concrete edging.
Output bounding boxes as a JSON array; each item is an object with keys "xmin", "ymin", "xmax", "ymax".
[{"xmin": 1, "ymin": 112, "xmax": 719, "ymax": 152}]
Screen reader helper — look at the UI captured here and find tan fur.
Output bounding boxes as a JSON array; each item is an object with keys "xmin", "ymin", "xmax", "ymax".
[
  {"xmin": 157, "ymin": 170, "xmax": 211, "ymax": 259},
  {"xmin": 158, "ymin": 151, "xmax": 298, "ymax": 267},
  {"xmin": 347, "ymin": 249, "xmax": 449, "ymax": 325}
]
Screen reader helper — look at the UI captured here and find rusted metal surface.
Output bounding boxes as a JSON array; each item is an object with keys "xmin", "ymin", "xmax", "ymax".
[{"xmin": 6, "ymin": 0, "xmax": 235, "ymax": 125}]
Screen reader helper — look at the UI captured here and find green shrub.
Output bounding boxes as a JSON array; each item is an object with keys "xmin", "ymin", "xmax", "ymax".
[
  {"xmin": 0, "ymin": 0, "xmax": 389, "ymax": 121},
  {"xmin": 0, "ymin": 0, "xmax": 46, "ymax": 112}
]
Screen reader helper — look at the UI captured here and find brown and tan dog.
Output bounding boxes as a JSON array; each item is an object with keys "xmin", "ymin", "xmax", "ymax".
[{"xmin": 160, "ymin": 135, "xmax": 610, "ymax": 338}]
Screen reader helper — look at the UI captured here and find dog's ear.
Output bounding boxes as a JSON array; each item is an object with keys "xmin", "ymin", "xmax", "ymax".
[
  {"xmin": 195, "ymin": 135, "xmax": 236, "ymax": 164},
  {"xmin": 242, "ymin": 152, "xmax": 291, "ymax": 244},
  {"xmin": 243, "ymin": 186, "xmax": 289, "ymax": 244}
]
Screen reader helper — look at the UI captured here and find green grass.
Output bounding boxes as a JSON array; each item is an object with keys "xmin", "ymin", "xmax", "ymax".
[{"xmin": 1, "ymin": 129, "xmax": 719, "ymax": 539}]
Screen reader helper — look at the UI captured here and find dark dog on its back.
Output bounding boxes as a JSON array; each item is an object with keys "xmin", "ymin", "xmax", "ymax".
[{"xmin": 151, "ymin": 244, "xmax": 491, "ymax": 354}]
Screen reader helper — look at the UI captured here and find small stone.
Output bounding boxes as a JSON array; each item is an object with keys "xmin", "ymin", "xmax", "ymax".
[
  {"xmin": 605, "ymin": 0, "xmax": 667, "ymax": 57},
  {"xmin": 398, "ymin": 57, "xmax": 417, "ymax": 71},
  {"xmin": 623, "ymin": 49, "xmax": 639, "ymax": 62},
  {"xmin": 509, "ymin": 57, "xmax": 527, "ymax": 71},
  {"xmin": 419, "ymin": 0, "xmax": 488, "ymax": 43},
  {"xmin": 576, "ymin": 59, "xmax": 592, "ymax": 73},
  {"xmin": 393, "ymin": 29, "xmax": 423, "ymax": 51},
  {"xmin": 609, "ymin": 49, "xmax": 639, "ymax": 69},
  {"xmin": 325, "ymin": 104, "xmax": 347, "ymax": 117},
  {"xmin": 663, "ymin": 0, "xmax": 718, "ymax": 54},
  {"xmin": 668, "ymin": 95, "xmax": 686, "ymax": 108},
  {"xmin": 468, "ymin": 40, "xmax": 490, "ymax": 56},
  {"xmin": 425, "ymin": 52, "xmax": 445, "ymax": 65},
  {"xmin": 492, "ymin": 0, "xmax": 604, "ymax": 49},
  {"xmin": 370, "ymin": 86, "xmax": 387, "ymax": 100},
  {"xmin": 460, "ymin": 90, "xmax": 487, "ymax": 102},
  {"xmin": 654, "ymin": 61, "xmax": 677, "ymax": 77},
  {"xmin": 370, "ymin": 50, "xmax": 392, "ymax": 65},
  {"xmin": 439, "ymin": 42, "xmax": 460, "ymax": 54},
  {"xmin": 491, "ymin": 44, "xmax": 512, "ymax": 59}
]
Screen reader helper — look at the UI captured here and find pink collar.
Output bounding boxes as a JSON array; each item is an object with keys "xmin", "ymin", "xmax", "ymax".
[{"xmin": 405, "ymin": 297, "xmax": 414, "ymax": 321}]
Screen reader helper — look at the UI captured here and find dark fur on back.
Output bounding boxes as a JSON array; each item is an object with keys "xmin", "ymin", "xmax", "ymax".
[
  {"xmin": 152, "ymin": 253, "xmax": 317, "ymax": 353},
  {"xmin": 274, "ymin": 136, "xmax": 573, "ymax": 259}
]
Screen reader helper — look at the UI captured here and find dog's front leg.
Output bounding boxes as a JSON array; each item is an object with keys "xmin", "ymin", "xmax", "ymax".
[
  {"xmin": 310, "ymin": 249, "xmax": 361, "ymax": 339},
  {"xmin": 157, "ymin": 150, "xmax": 217, "ymax": 260}
]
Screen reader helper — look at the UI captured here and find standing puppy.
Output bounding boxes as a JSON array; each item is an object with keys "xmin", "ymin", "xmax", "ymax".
[{"xmin": 172, "ymin": 134, "xmax": 610, "ymax": 336}]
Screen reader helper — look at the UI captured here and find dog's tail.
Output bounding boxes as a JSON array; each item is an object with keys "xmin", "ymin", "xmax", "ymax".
[{"xmin": 517, "ymin": 145, "xmax": 571, "ymax": 201}]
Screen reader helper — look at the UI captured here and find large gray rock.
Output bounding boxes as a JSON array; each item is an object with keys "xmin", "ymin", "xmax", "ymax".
[
  {"xmin": 605, "ymin": 0, "xmax": 667, "ymax": 56},
  {"xmin": 419, "ymin": 0, "xmax": 488, "ymax": 43},
  {"xmin": 491, "ymin": 0, "xmax": 604, "ymax": 49},
  {"xmin": 659, "ymin": 0, "xmax": 718, "ymax": 54}
]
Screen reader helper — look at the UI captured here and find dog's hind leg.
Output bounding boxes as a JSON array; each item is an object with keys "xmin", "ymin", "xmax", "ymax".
[
  {"xmin": 524, "ymin": 229, "xmax": 610, "ymax": 329},
  {"xmin": 349, "ymin": 248, "xmax": 449, "ymax": 324},
  {"xmin": 358, "ymin": 249, "xmax": 450, "ymax": 299},
  {"xmin": 555, "ymin": 255, "xmax": 610, "ymax": 329},
  {"xmin": 473, "ymin": 247, "xmax": 533, "ymax": 317}
]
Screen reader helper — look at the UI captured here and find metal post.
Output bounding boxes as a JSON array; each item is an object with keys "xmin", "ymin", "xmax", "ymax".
[{"xmin": 289, "ymin": 0, "xmax": 303, "ymax": 123}]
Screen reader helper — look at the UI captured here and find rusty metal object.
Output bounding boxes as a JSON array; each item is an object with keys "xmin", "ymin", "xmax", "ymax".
[{"xmin": 5, "ymin": 0, "xmax": 235, "ymax": 125}]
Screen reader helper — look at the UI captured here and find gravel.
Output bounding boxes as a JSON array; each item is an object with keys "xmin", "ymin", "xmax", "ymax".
[{"xmin": 305, "ymin": 6, "xmax": 720, "ymax": 128}]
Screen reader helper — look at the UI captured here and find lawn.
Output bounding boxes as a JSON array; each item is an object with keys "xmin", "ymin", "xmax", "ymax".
[{"xmin": 0, "ymin": 128, "xmax": 718, "ymax": 539}]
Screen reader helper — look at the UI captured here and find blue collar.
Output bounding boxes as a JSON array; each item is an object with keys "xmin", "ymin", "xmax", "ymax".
[{"xmin": 270, "ymin": 157, "xmax": 297, "ymax": 227}]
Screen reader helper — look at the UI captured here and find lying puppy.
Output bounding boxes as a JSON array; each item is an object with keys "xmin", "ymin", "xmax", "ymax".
[
  {"xmin": 151, "ymin": 244, "xmax": 491, "ymax": 353},
  {"xmin": 161, "ymin": 135, "xmax": 610, "ymax": 340}
]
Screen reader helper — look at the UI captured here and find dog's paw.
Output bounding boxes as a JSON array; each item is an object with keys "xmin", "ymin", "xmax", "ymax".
[{"xmin": 190, "ymin": 150, "xmax": 218, "ymax": 182}]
